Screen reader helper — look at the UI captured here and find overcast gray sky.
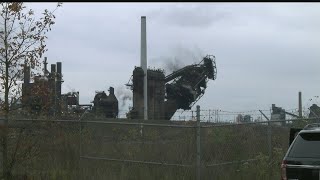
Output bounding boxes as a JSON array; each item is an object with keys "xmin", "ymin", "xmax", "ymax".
[{"xmin": 27, "ymin": 3, "xmax": 320, "ymax": 116}]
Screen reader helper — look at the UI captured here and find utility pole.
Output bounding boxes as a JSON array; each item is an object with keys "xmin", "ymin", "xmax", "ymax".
[
  {"xmin": 196, "ymin": 105, "xmax": 201, "ymax": 180},
  {"xmin": 298, "ymin": 91, "xmax": 302, "ymax": 118},
  {"xmin": 217, "ymin": 110, "xmax": 219, "ymax": 122},
  {"xmin": 215, "ymin": 110, "xmax": 217, "ymax": 123}
]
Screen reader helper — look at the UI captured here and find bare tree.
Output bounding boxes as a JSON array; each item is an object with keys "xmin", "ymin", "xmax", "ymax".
[{"xmin": 0, "ymin": 3, "xmax": 61, "ymax": 179}]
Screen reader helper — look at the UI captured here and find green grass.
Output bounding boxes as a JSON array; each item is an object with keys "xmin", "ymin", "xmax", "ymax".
[{"xmin": 2, "ymin": 118, "xmax": 313, "ymax": 180}]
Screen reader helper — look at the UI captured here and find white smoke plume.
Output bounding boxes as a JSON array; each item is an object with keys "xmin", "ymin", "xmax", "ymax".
[{"xmin": 115, "ymin": 84, "xmax": 132, "ymax": 110}]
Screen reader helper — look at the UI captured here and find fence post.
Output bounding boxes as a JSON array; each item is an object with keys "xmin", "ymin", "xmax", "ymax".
[
  {"xmin": 79, "ymin": 109, "xmax": 89, "ymax": 161},
  {"xmin": 140, "ymin": 119, "xmax": 143, "ymax": 137},
  {"xmin": 80, "ymin": 117, "xmax": 82, "ymax": 158},
  {"xmin": 196, "ymin": 105, "xmax": 201, "ymax": 180},
  {"xmin": 267, "ymin": 119, "xmax": 272, "ymax": 179},
  {"xmin": 259, "ymin": 110, "xmax": 272, "ymax": 180}
]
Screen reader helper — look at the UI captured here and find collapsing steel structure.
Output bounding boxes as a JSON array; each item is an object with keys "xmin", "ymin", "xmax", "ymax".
[
  {"xmin": 127, "ymin": 55, "xmax": 217, "ymax": 120},
  {"xmin": 309, "ymin": 104, "xmax": 320, "ymax": 119},
  {"xmin": 125, "ymin": 16, "xmax": 217, "ymax": 120}
]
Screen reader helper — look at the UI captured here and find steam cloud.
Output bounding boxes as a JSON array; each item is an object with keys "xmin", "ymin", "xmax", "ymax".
[
  {"xmin": 163, "ymin": 57, "xmax": 185, "ymax": 74},
  {"xmin": 149, "ymin": 46, "xmax": 204, "ymax": 75},
  {"xmin": 115, "ymin": 85, "xmax": 132, "ymax": 109}
]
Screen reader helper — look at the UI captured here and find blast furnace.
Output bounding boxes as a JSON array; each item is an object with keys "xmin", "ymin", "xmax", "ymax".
[{"xmin": 127, "ymin": 55, "xmax": 217, "ymax": 120}]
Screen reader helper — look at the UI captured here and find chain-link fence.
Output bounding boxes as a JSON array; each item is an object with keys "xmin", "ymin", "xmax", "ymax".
[
  {"xmin": 0, "ymin": 119, "xmax": 81, "ymax": 179},
  {"xmin": 0, "ymin": 107, "xmax": 319, "ymax": 179}
]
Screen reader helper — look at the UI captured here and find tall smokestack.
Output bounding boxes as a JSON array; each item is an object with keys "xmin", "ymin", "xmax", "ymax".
[
  {"xmin": 22, "ymin": 64, "xmax": 31, "ymax": 106},
  {"xmin": 76, "ymin": 91, "xmax": 80, "ymax": 108},
  {"xmin": 50, "ymin": 64, "xmax": 56, "ymax": 115},
  {"xmin": 43, "ymin": 57, "xmax": 48, "ymax": 77},
  {"xmin": 109, "ymin": 87, "xmax": 114, "ymax": 95},
  {"xmin": 298, "ymin": 91, "xmax": 302, "ymax": 118},
  {"xmin": 141, "ymin": 16, "xmax": 148, "ymax": 120},
  {"xmin": 24, "ymin": 64, "xmax": 30, "ymax": 84},
  {"xmin": 56, "ymin": 62, "xmax": 62, "ymax": 115},
  {"xmin": 51, "ymin": 64, "xmax": 56, "ymax": 75}
]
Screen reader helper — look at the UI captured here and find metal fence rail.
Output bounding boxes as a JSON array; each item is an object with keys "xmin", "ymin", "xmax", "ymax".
[
  {"xmin": 205, "ymin": 158, "xmax": 259, "ymax": 167},
  {"xmin": 80, "ymin": 155, "xmax": 193, "ymax": 167}
]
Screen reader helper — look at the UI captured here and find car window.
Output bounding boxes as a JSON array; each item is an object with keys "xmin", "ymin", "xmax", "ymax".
[{"xmin": 288, "ymin": 133, "xmax": 320, "ymax": 158}]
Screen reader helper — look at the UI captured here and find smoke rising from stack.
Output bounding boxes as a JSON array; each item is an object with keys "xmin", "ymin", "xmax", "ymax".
[
  {"xmin": 115, "ymin": 85, "xmax": 132, "ymax": 108},
  {"xmin": 163, "ymin": 57, "xmax": 185, "ymax": 74},
  {"xmin": 149, "ymin": 46, "xmax": 204, "ymax": 75}
]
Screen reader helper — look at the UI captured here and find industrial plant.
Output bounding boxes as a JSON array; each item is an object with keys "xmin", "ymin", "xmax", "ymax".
[
  {"xmin": 20, "ymin": 54, "xmax": 217, "ymax": 120},
  {"xmin": 18, "ymin": 16, "xmax": 320, "ymax": 122},
  {"xmin": 18, "ymin": 16, "xmax": 218, "ymax": 120}
]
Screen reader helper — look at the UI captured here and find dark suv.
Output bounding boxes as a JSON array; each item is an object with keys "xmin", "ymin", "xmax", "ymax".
[{"xmin": 281, "ymin": 123, "xmax": 320, "ymax": 180}]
